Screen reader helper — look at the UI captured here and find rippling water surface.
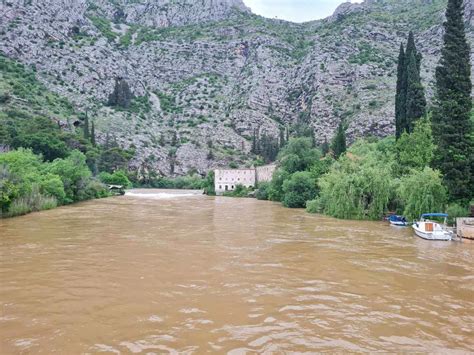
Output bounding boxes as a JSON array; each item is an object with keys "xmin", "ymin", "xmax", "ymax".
[{"xmin": 1, "ymin": 190, "xmax": 473, "ymax": 353}]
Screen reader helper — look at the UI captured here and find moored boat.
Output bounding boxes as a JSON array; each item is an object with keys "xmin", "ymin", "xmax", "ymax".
[
  {"xmin": 389, "ymin": 215, "xmax": 408, "ymax": 226},
  {"xmin": 412, "ymin": 213, "xmax": 453, "ymax": 241}
]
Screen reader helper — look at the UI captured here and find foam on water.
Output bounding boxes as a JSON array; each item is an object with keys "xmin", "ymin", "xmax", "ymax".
[{"xmin": 125, "ymin": 190, "xmax": 203, "ymax": 199}]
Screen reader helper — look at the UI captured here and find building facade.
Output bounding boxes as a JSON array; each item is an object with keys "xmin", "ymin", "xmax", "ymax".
[{"xmin": 214, "ymin": 164, "xmax": 276, "ymax": 195}]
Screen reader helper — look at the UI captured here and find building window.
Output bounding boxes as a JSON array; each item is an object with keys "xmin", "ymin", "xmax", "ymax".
[{"xmin": 219, "ymin": 185, "xmax": 222, "ymax": 189}]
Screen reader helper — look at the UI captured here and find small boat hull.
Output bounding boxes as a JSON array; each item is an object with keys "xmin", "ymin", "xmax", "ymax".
[
  {"xmin": 412, "ymin": 223, "xmax": 452, "ymax": 241},
  {"xmin": 390, "ymin": 220, "xmax": 408, "ymax": 227},
  {"xmin": 389, "ymin": 215, "xmax": 408, "ymax": 227}
]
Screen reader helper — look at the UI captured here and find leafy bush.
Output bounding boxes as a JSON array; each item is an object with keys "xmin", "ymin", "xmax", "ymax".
[
  {"xmin": 203, "ymin": 171, "xmax": 216, "ymax": 196},
  {"xmin": 46, "ymin": 150, "xmax": 92, "ymax": 203},
  {"xmin": 282, "ymin": 171, "xmax": 318, "ymax": 208},
  {"xmin": 396, "ymin": 117, "xmax": 435, "ymax": 172},
  {"xmin": 39, "ymin": 173, "xmax": 66, "ymax": 203},
  {"xmin": 99, "ymin": 170, "xmax": 131, "ymax": 187},
  {"xmin": 306, "ymin": 198, "xmax": 323, "ymax": 214},
  {"xmin": 255, "ymin": 182, "xmax": 271, "ymax": 200},
  {"xmin": 223, "ymin": 184, "xmax": 253, "ymax": 198},
  {"xmin": 445, "ymin": 203, "xmax": 469, "ymax": 225}
]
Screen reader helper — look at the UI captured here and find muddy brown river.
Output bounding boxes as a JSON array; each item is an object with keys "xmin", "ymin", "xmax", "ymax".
[{"xmin": 0, "ymin": 190, "xmax": 473, "ymax": 353}]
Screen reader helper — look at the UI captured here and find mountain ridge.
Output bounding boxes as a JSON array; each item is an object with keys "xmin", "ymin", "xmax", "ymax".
[{"xmin": 0, "ymin": 0, "xmax": 472, "ymax": 177}]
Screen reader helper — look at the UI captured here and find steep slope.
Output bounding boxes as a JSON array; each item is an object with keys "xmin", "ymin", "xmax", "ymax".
[{"xmin": 0, "ymin": 0, "xmax": 472, "ymax": 178}]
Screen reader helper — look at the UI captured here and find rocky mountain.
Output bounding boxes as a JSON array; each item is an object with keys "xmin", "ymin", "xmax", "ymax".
[{"xmin": 0, "ymin": 0, "xmax": 473, "ymax": 177}]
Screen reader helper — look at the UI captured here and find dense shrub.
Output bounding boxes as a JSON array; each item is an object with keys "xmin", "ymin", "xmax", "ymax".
[
  {"xmin": 0, "ymin": 149, "xmax": 109, "ymax": 217},
  {"xmin": 223, "ymin": 184, "xmax": 253, "ymax": 198},
  {"xmin": 46, "ymin": 150, "xmax": 92, "ymax": 203},
  {"xmin": 446, "ymin": 203, "xmax": 469, "ymax": 225},
  {"xmin": 99, "ymin": 170, "xmax": 131, "ymax": 187},
  {"xmin": 255, "ymin": 182, "xmax": 271, "ymax": 200},
  {"xmin": 306, "ymin": 198, "xmax": 323, "ymax": 214},
  {"xmin": 396, "ymin": 117, "xmax": 435, "ymax": 172},
  {"xmin": 282, "ymin": 171, "xmax": 317, "ymax": 208}
]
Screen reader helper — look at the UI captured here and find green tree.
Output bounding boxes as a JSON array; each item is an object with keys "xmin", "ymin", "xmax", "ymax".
[
  {"xmin": 91, "ymin": 120, "xmax": 96, "ymax": 146},
  {"xmin": 395, "ymin": 43, "xmax": 407, "ymax": 139},
  {"xmin": 398, "ymin": 167, "xmax": 447, "ymax": 220},
  {"xmin": 278, "ymin": 137, "xmax": 321, "ymax": 174},
  {"xmin": 331, "ymin": 122, "xmax": 346, "ymax": 159},
  {"xmin": 282, "ymin": 171, "xmax": 318, "ymax": 208},
  {"xmin": 405, "ymin": 50, "xmax": 426, "ymax": 132},
  {"xmin": 0, "ymin": 166, "xmax": 19, "ymax": 214},
  {"xmin": 396, "ymin": 117, "xmax": 435, "ymax": 172},
  {"xmin": 108, "ymin": 77, "xmax": 133, "ymax": 109},
  {"xmin": 83, "ymin": 112, "xmax": 90, "ymax": 141},
  {"xmin": 431, "ymin": 0, "xmax": 473, "ymax": 203},
  {"xmin": 46, "ymin": 150, "xmax": 92, "ymax": 203},
  {"xmin": 396, "ymin": 32, "xmax": 426, "ymax": 137},
  {"xmin": 204, "ymin": 171, "xmax": 216, "ymax": 196},
  {"xmin": 99, "ymin": 170, "xmax": 131, "ymax": 187},
  {"xmin": 319, "ymin": 141, "xmax": 393, "ymax": 220}
]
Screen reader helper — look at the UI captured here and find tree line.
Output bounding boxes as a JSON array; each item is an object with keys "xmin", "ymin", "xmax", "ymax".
[{"xmin": 251, "ymin": 0, "xmax": 473, "ymax": 219}]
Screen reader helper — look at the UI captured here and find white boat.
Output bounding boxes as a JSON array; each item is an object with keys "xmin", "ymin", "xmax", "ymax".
[{"xmin": 412, "ymin": 213, "xmax": 453, "ymax": 241}]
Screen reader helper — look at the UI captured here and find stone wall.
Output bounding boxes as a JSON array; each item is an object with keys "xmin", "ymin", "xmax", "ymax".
[{"xmin": 256, "ymin": 164, "xmax": 277, "ymax": 184}]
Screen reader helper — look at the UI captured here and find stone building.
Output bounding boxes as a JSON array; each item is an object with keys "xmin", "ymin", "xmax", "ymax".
[{"xmin": 214, "ymin": 164, "xmax": 276, "ymax": 195}]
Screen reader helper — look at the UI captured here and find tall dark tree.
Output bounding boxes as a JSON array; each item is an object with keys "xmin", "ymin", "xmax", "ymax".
[
  {"xmin": 405, "ymin": 50, "xmax": 427, "ymax": 133},
  {"xmin": 83, "ymin": 112, "xmax": 90, "ymax": 140},
  {"xmin": 279, "ymin": 127, "xmax": 286, "ymax": 148},
  {"xmin": 321, "ymin": 138, "xmax": 330, "ymax": 156},
  {"xmin": 395, "ymin": 32, "xmax": 426, "ymax": 138},
  {"xmin": 108, "ymin": 77, "xmax": 133, "ymax": 109},
  {"xmin": 331, "ymin": 122, "xmax": 347, "ymax": 159},
  {"xmin": 395, "ymin": 43, "xmax": 407, "ymax": 139},
  {"xmin": 90, "ymin": 120, "xmax": 96, "ymax": 146},
  {"xmin": 432, "ymin": 0, "xmax": 473, "ymax": 203}
]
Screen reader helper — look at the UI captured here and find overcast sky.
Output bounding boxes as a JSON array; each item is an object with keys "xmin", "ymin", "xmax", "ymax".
[{"xmin": 243, "ymin": 0, "xmax": 363, "ymax": 23}]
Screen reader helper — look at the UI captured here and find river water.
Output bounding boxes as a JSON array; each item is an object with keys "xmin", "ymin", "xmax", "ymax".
[{"xmin": 0, "ymin": 190, "xmax": 473, "ymax": 353}]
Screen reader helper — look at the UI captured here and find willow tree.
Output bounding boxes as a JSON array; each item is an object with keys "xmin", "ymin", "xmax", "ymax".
[
  {"xmin": 431, "ymin": 0, "xmax": 473, "ymax": 203},
  {"xmin": 398, "ymin": 167, "xmax": 447, "ymax": 220},
  {"xmin": 318, "ymin": 141, "xmax": 393, "ymax": 220}
]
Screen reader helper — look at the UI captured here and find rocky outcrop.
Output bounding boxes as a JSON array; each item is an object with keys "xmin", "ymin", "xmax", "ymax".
[{"xmin": 0, "ymin": 0, "xmax": 472, "ymax": 177}]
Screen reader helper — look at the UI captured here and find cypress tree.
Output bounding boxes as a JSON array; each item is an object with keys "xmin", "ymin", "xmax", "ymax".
[
  {"xmin": 403, "ymin": 31, "xmax": 426, "ymax": 134},
  {"xmin": 395, "ymin": 43, "xmax": 406, "ymax": 139},
  {"xmin": 321, "ymin": 138, "xmax": 330, "ymax": 156},
  {"xmin": 331, "ymin": 122, "xmax": 347, "ymax": 159},
  {"xmin": 279, "ymin": 127, "xmax": 286, "ymax": 148},
  {"xmin": 91, "ymin": 121, "xmax": 96, "ymax": 146},
  {"xmin": 395, "ymin": 31, "xmax": 426, "ymax": 138},
  {"xmin": 108, "ymin": 77, "xmax": 133, "ymax": 109},
  {"xmin": 432, "ymin": 0, "xmax": 473, "ymax": 203},
  {"xmin": 405, "ymin": 50, "xmax": 427, "ymax": 133},
  {"xmin": 83, "ymin": 112, "xmax": 90, "ymax": 140}
]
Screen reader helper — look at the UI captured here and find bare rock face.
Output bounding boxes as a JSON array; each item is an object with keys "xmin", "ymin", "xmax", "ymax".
[
  {"xmin": 0, "ymin": 0, "xmax": 472, "ymax": 177},
  {"xmin": 92, "ymin": 0, "xmax": 250, "ymax": 28}
]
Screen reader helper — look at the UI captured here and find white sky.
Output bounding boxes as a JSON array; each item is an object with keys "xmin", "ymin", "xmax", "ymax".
[{"xmin": 243, "ymin": 0, "xmax": 363, "ymax": 23}]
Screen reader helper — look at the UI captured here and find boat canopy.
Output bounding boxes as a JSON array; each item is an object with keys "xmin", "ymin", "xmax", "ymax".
[{"xmin": 421, "ymin": 213, "xmax": 448, "ymax": 219}]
